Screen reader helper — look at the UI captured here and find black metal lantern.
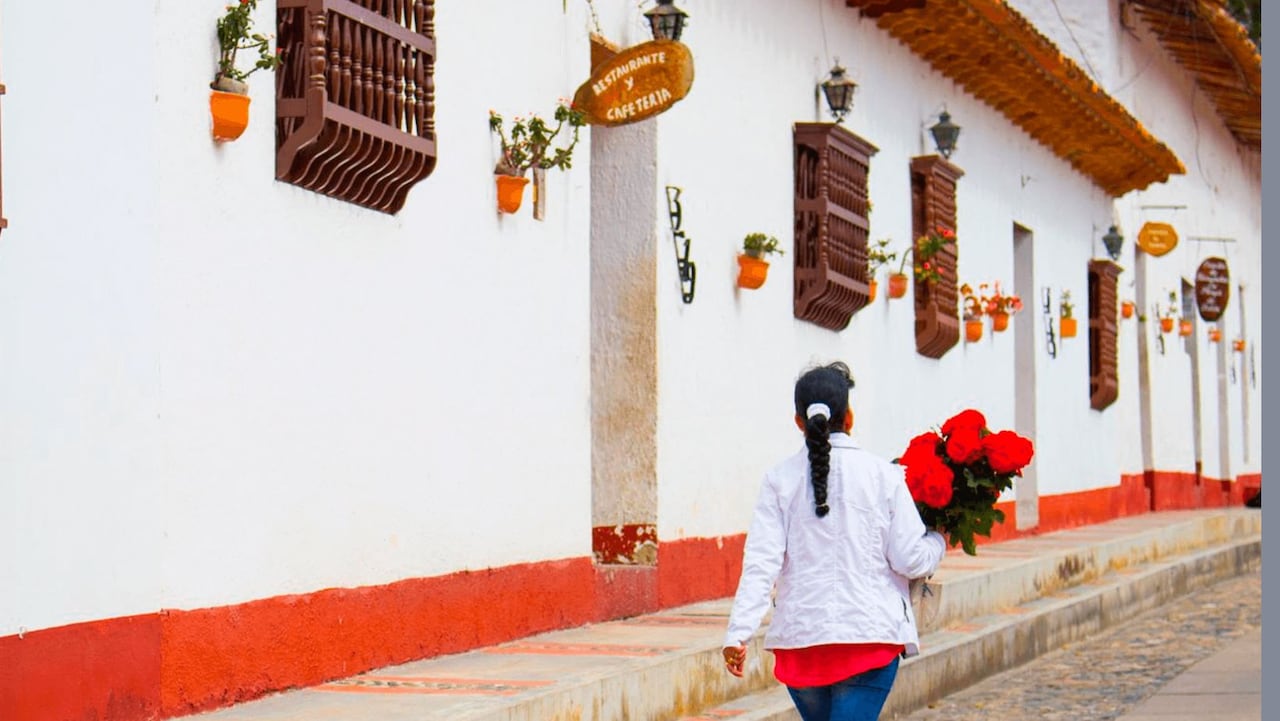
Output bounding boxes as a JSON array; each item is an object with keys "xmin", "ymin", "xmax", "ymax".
[
  {"xmin": 1102, "ymin": 225, "xmax": 1124, "ymax": 261},
  {"xmin": 930, "ymin": 110, "xmax": 961, "ymax": 159},
  {"xmin": 644, "ymin": 0, "xmax": 688, "ymax": 42},
  {"xmin": 821, "ymin": 62, "xmax": 857, "ymax": 123}
]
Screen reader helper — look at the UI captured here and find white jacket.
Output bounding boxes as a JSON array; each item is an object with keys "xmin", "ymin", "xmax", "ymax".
[{"xmin": 724, "ymin": 433, "xmax": 946, "ymax": 657}]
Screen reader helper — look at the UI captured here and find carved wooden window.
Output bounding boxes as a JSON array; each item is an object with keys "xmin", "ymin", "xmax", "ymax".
[
  {"xmin": 793, "ymin": 123, "xmax": 878, "ymax": 331},
  {"xmin": 276, "ymin": 0, "xmax": 437, "ymax": 214},
  {"xmin": 910, "ymin": 155, "xmax": 963, "ymax": 358},
  {"xmin": 1089, "ymin": 259, "xmax": 1121, "ymax": 410}
]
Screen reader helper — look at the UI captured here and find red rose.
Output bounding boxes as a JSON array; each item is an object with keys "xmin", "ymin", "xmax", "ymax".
[
  {"xmin": 945, "ymin": 424, "xmax": 984, "ymax": 464},
  {"xmin": 982, "ymin": 431, "xmax": 1035, "ymax": 474},
  {"xmin": 904, "ymin": 454, "xmax": 954, "ymax": 509},
  {"xmin": 899, "ymin": 432, "xmax": 941, "ymax": 470},
  {"xmin": 917, "ymin": 459, "xmax": 955, "ymax": 509},
  {"xmin": 941, "ymin": 409, "xmax": 987, "ymax": 436},
  {"xmin": 906, "ymin": 431, "xmax": 942, "ymax": 455}
]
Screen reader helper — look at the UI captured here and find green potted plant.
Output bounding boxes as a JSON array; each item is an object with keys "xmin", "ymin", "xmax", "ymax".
[
  {"xmin": 488, "ymin": 100, "xmax": 587, "ymax": 214},
  {"xmin": 1158, "ymin": 291, "xmax": 1178, "ymax": 334},
  {"xmin": 867, "ymin": 237, "xmax": 897, "ymax": 302},
  {"xmin": 211, "ymin": 0, "xmax": 281, "ymax": 142},
  {"xmin": 960, "ymin": 283, "xmax": 985, "ymax": 342},
  {"xmin": 737, "ymin": 233, "xmax": 784, "ymax": 289},
  {"xmin": 1059, "ymin": 290, "xmax": 1077, "ymax": 338}
]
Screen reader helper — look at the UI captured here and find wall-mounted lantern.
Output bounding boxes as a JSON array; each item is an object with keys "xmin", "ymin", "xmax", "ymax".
[
  {"xmin": 644, "ymin": 0, "xmax": 689, "ymax": 42},
  {"xmin": 1101, "ymin": 225, "xmax": 1124, "ymax": 261},
  {"xmin": 929, "ymin": 110, "xmax": 961, "ymax": 159},
  {"xmin": 820, "ymin": 61, "xmax": 857, "ymax": 124}
]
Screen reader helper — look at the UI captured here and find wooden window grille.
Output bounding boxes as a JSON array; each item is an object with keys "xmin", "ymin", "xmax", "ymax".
[
  {"xmin": 910, "ymin": 155, "xmax": 963, "ymax": 358},
  {"xmin": 792, "ymin": 123, "xmax": 878, "ymax": 331},
  {"xmin": 276, "ymin": 0, "xmax": 437, "ymax": 214},
  {"xmin": 1089, "ymin": 259, "xmax": 1121, "ymax": 410}
]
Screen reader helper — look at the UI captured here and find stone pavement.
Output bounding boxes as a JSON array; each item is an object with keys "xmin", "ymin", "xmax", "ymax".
[{"xmin": 897, "ymin": 569, "xmax": 1261, "ymax": 721}]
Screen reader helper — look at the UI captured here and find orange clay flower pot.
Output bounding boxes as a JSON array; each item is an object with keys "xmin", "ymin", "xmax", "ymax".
[
  {"xmin": 495, "ymin": 174, "xmax": 530, "ymax": 214},
  {"xmin": 1160, "ymin": 317, "xmax": 1175, "ymax": 334},
  {"xmin": 991, "ymin": 311, "xmax": 1010, "ymax": 332},
  {"xmin": 1178, "ymin": 319, "xmax": 1193, "ymax": 337},
  {"xmin": 1208, "ymin": 327, "xmax": 1222, "ymax": 343},
  {"xmin": 210, "ymin": 90, "xmax": 251, "ymax": 142},
  {"xmin": 1060, "ymin": 316, "xmax": 1077, "ymax": 338},
  {"xmin": 887, "ymin": 273, "xmax": 909, "ymax": 299},
  {"xmin": 965, "ymin": 319, "xmax": 984, "ymax": 343},
  {"xmin": 1233, "ymin": 339, "xmax": 1246, "ymax": 352},
  {"xmin": 737, "ymin": 254, "xmax": 770, "ymax": 289},
  {"xmin": 868, "ymin": 279, "xmax": 878, "ymax": 303},
  {"xmin": 1121, "ymin": 300, "xmax": 1135, "ymax": 319}
]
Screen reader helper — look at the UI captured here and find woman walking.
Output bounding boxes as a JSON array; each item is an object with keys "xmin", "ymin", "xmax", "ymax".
[{"xmin": 722, "ymin": 362, "xmax": 946, "ymax": 721}]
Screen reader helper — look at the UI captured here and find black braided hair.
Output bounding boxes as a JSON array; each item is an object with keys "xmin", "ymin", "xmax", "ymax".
[{"xmin": 793, "ymin": 362, "xmax": 856, "ymax": 518}]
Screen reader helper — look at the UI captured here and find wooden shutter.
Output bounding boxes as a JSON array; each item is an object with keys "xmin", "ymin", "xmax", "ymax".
[
  {"xmin": 910, "ymin": 155, "xmax": 964, "ymax": 358},
  {"xmin": 275, "ymin": 0, "xmax": 438, "ymax": 214},
  {"xmin": 793, "ymin": 123, "xmax": 878, "ymax": 331},
  {"xmin": 1089, "ymin": 259, "xmax": 1121, "ymax": 410}
]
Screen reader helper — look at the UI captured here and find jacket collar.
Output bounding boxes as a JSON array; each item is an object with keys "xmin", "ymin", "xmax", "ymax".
[{"xmin": 829, "ymin": 432, "xmax": 859, "ymax": 449}]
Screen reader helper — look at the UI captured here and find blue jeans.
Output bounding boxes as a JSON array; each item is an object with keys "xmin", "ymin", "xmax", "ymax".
[{"xmin": 785, "ymin": 656, "xmax": 900, "ymax": 721}]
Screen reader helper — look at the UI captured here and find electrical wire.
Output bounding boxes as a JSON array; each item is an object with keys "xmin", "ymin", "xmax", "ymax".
[
  {"xmin": 818, "ymin": 0, "xmax": 832, "ymax": 69},
  {"xmin": 1049, "ymin": 0, "xmax": 1102, "ymax": 81}
]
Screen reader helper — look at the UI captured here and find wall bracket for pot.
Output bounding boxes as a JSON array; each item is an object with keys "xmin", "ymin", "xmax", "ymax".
[
  {"xmin": 1042, "ymin": 286, "xmax": 1057, "ymax": 359},
  {"xmin": 665, "ymin": 185, "xmax": 696, "ymax": 304}
]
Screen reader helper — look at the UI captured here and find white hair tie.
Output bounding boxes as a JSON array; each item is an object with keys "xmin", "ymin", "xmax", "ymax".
[{"xmin": 806, "ymin": 403, "xmax": 831, "ymax": 420}]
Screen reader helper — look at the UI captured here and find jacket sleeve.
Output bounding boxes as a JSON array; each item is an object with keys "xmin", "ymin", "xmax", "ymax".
[
  {"xmin": 723, "ymin": 472, "xmax": 787, "ymax": 648},
  {"xmin": 884, "ymin": 463, "xmax": 947, "ymax": 579}
]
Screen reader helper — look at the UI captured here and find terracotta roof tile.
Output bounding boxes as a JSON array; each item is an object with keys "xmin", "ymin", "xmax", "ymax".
[
  {"xmin": 1127, "ymin": 0, "xmax": 1261, "ymax": 149},
  {"xmin": 847, "ymin": 0, "xmax": 1186, "ymax": 196}
]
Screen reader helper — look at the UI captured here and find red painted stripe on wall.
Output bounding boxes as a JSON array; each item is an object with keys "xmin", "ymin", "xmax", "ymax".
[
  {"xmin": 157, "ymin": 557, "xmax": 596, "ymax": 718},
  {"xmin": 657, "ymin": 534, "xmax": 746, "ymax": 609},
  {"xmin": 0, "ymin": 614, "xmax": 161, "ymax": 721}
]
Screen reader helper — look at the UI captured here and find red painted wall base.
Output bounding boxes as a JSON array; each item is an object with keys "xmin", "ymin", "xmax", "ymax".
[{"xmin": 1, "ymin": 470, "xmax": 1258, "ymax": 721}]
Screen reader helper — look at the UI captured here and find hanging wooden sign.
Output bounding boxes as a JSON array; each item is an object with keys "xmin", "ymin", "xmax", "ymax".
[
  {"xmin": 1194, "ymin": 256, "xmax": 1230, "ymax": 321},
  {"xmin": 572, "ymin": 39, "xmax": 694, "ymax": 126},
  {"xmin": 1136, "ymin": 221, "xmax": 1179, "ymax": 257}
]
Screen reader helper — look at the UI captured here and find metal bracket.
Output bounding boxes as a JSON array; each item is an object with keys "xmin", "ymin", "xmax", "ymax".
[
  {"xmin": 665, "ymin": 186, "xmax": 696, "ymax": 304},
  {"xmin": 1152, "ymin": 302, "xmax": 1166, "ymax": 356},
  {"xmin": 1042, "ymin": 287, "xmax": 1057, "ymax": 359}
]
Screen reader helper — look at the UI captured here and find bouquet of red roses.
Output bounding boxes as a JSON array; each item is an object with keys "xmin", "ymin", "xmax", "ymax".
[{"xmin": 895, "ymin": 409, "xmax": 1035, "ymax": 555}]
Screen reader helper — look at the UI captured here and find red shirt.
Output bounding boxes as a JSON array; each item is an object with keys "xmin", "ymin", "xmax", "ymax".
[{"xmin": 772, "ymin": 643, "xmax": 905, "ymax": 687}]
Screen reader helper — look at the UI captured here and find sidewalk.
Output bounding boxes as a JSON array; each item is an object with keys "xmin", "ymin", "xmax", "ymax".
[
  {"xmin": 180, "ymin": 508, "xmax": 1261, "ymax": 721},
  {"xmin": 1112, "ymin": 629, "xmax": 1261, "ymax": 721}
]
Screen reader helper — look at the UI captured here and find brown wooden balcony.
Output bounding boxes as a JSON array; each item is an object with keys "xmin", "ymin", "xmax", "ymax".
[{"xmin": 276, "ymin": 0, "xmax": 437, "ymax": 214}]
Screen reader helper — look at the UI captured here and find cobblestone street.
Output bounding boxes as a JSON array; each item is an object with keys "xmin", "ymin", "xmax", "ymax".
[{"xmin": 897, "ymin": 569, "xmax": 1263, "ymax": 721}]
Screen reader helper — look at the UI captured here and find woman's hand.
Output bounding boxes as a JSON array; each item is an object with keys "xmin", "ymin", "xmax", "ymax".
[{"xmin": 722, "ymin": 645, "xmax": 747, "ymax": 677}]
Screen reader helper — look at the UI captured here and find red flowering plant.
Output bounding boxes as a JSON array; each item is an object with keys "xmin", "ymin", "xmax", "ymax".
[
  {"xmin": 894, "ymin": 409, "xmax": 1035, "ymax": 555},
  {"xmin": 896, "ymin": 226, "xmax": 955, "ymax": 285},
  {"xmin": 980, "ymin": 281, "xmax": 1023, "ymax": 316}
]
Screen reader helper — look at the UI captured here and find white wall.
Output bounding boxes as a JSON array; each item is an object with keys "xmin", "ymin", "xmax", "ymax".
[
  {"xmin": 651, "ymin": 0, "xmax": 1124, "ymax": 542},
  {"xmin": 1, "ymin": 1, "xmax": 597, "ymax": 635},
  {"xmin": 0, "ymin": 0, "xmax": 1261, "ymax": 638},
  {"xmin": 1111, "ymin": 8, "xmax": 1263, "ymax": 479}
]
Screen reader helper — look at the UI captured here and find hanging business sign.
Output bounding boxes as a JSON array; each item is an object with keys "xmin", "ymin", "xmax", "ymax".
[
  {"xmin": 572, "ymin": 39, "xmax": 694, "ymax": 126},
  {"xmin": 1194, "ymin": 256, "xmax": 1230, "ymax": 321},
  {"xmin": 1136, "ymin": 221, "xmax": 1179, "ymax": 257}
]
